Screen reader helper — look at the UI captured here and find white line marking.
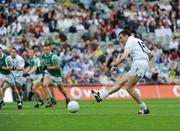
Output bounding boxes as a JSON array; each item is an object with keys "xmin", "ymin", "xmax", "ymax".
[{"xmin": 0, "ymin": 112, "xmax": 180, "ymax": 117}]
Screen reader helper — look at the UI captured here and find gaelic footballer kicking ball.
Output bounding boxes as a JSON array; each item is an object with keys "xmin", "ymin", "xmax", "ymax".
[{"xmin": 67, "ymin": 101, "xmax": 79, "ymax": 113}]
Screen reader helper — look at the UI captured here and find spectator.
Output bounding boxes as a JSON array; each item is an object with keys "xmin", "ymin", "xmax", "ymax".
[{"xmin": 0, "ymin": 0, "xmax": 179, "ymax": 85}]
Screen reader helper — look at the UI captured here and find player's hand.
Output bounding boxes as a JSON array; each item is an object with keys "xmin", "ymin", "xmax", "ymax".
[
  {"xmin": 0, "ymin": 66, "xmax": 2, "ymax": 70},
  {"xmin": 111, "ymin": 62, "xmax": 117, "ymax": 72},
  {"xmin": 111, "ymin": 66, "xmax": 117, "ymax": 72},
  {"xmin": 12, "ymin": 66, "xmax": 16, "ymax": 70},
  {"xmin": 23, "ymin": 73, "xmax": 30, "ymax": 77}
]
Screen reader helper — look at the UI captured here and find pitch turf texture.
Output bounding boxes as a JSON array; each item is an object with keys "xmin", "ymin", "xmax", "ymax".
[{"xmin": 0, "ymin": 99, "xmax": 180, "ymax": 131}]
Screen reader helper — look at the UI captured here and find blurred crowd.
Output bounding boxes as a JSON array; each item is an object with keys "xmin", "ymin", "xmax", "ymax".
[{"xmin": 0, "ymin": 0, "xmax": 180, "ymax": 85}]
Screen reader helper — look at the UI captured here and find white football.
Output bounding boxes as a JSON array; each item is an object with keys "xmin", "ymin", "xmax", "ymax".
[{"xmin": 67, "ymin": 101, "xmax": 79, "ymax": 113}]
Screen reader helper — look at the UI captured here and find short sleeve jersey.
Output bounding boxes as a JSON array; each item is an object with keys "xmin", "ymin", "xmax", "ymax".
[
  {"xmin": 9, "ymin": 55, "xmax": 25, "ymax": 76},
  {"xmin": 29, "ymin": 55, "xmax": 44, "ymax": 74},
  {"xmin": 124, "ymin": 36, "xmax": 150, "ymax": 62},
  {"xmin": 42, "ymin": 52, "xmax": 61, "ymax": 77},
  {"xmin": 0, "ymin": 54, "xmax": 13, "ymax": 74}
]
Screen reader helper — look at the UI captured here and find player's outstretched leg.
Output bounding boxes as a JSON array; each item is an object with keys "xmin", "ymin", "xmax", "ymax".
[
  {"xmin": 91, "ymin": 90, "xmax": 102, "ymax": 102},
  {"xmin": 91, "ymin": 73, "xmax": 128, "ymax": 103}
]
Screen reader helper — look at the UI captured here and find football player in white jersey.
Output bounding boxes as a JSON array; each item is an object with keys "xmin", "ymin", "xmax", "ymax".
[
  {"xmin": 91, "ymin": 30, "xmax": 153, "ymax": 114},
  {"xmin": 9, "ymin": 48, "xmax": 25, "ymax": 102},
  {"xmin": 0, "ymin": 47, "xmax": 22, "ymax": 109}
]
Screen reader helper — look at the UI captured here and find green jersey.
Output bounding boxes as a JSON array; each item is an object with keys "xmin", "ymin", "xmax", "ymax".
[
  {"xmin": 0, "ymin": 54, "xmax": 13, "ymax": 75},
  {"xmin": 29, "ymin": 55, "xmax": 44, "ymax": 74},
  {"xmin": 42, "ymin": 52, "xmax": 61, "ymax": 77}
]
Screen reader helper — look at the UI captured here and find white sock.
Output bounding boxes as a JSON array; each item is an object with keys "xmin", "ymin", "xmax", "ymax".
[
  {"xmin": 139, "ymin": 102, "xmax": 147, "ymax": 110},
  {"xmin": 99, "ymin": 90, "xmax": 109, "ymax": 99}
]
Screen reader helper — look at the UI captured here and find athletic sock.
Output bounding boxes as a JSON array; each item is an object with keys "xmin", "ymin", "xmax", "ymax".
[
  {"xmin": 47, "ymin": 97, "xmax": 54, "ymax": 102},
  {"xmin": 38, "ymin": 99, "xmax": 44, "ymax": 103},
  {"xmin": 17, "ymin": 96, "xmax": 22, "ymax": 102},
  {"xmin": 99, "ymin": 90, "xmax": 109, "ymax": 99},
  {"xmin": 139, "ymin": 102, "xmax": 147, "ymax": 110},
  {"xmin": 20, "ymin": 94, "xmax": 24, "ymax": 101}
]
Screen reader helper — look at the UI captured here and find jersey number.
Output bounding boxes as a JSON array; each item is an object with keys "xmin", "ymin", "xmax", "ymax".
[{"xmin": 138, "ymin": 41, "xmax": 147, "ymax": 54}]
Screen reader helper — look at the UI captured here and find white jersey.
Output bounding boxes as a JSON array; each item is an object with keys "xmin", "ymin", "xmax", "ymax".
[
  {"xmin": 124, "ymin": 36, "xmax": 150, "ymax": 63},
  {"xmin": 8, "ymin": 55, "xmax": 25, "ymax": 76}
]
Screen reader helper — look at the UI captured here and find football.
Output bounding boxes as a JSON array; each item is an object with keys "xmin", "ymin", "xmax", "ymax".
[{"xmin": 67, "ymin": 101, "xmax": 79, "ymax": 113}]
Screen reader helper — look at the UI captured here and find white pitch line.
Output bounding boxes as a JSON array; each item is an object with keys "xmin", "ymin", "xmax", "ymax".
[{"xmin": 0, "ymin": 112, "xmax": 180, "ymax": 117}]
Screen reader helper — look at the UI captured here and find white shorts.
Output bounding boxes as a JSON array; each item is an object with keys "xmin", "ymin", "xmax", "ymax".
[
  {"xmin": 15, "ymin": 76, "xmax": 26, "ymax": 86},
  {"xmin": 11, "ymin": 73, "xmax": 26, "ymax": 86},
  {"xmin": 128, "ymin": 59, "xmax": 148, "ymax": 78},
  {"xmin": 0, "ymin": 73, "xmax": 15, "ymax": 85},
  {"xmin": 44, "ymin": 71, "xmax": 62, "ymax": 86},
  {"xmin": 30, "ymin": 74, "xmax": 44, "ymax": 84}
]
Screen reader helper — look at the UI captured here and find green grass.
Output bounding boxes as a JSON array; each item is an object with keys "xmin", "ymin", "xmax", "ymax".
[{"xmin": 0, "ymin": 99, "xmax": 180, "ymax": 131}]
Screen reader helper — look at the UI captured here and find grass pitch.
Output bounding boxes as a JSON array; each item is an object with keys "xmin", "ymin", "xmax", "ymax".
[{"xmin": 0, "ymin": 99, "xmax": 180, "ymax": 131}]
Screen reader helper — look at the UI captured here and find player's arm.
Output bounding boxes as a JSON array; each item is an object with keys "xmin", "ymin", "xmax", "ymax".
[
  {"xmin": 26, "ymin": 58, "xmax": 40, "ymax": 74},
  {"xmin": 23, "ymin": 59, "xmax": 37, "ymax": 76},
  {"xmin": 111, "ymin": 51, "xmax": 129, "ymax": 71},
  {"xmin": 27, "ymin": 66, "xmax": 37, "ymax": 74},
  {"xmin": 23, "ymin": 66, "xmax": 37, "ymax": 77},
  {"xmin": 15, "ymin": 67, "xmax": 24, "ymax": 71},
  {"xmin": 114, "ymin": 51, "xmax": 129, "ymax": 66},
  {"xmin": 1, "ymin": 66, "xmax": 12, "ymax": 71},
  {"xmin": 47, "ymin": 65, "xmax": 59, "ymax": 70},
  {"xmin": 24, "ymin": 66, "xmax": 31, "ymax": 73},
  {"xmin": 2, "ymin": 57, "xmax": 13, "ymax": 71},
  {"xmin": 47, "ymin": 55, "xmax": 60, "ymax": 70},
  {"xmin": 143, "ymin": 43, "xmax": 153, "ymax": 60},
  {"xmin": 148, "ymin": 51, "xmax": 153, "ymax": 60},
  {"xmin": 23, "ymin": 66, "xmax": 35, "ymax": 77}
]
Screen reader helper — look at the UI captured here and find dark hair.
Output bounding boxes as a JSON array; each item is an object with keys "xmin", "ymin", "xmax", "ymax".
[
  {"xmin": 44, "ymin": 43, "xmax": 51, "ymax": 47},
  {"xmin": 119, "ymin": 30, "xmax": 131, "ymax": 37},
  {"xmin": 10, "ymin": 47, "xmax": 17, "ymax": 52}
]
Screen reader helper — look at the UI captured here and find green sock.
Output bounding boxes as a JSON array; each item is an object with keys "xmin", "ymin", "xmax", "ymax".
[{"xmin": 47, "ymin": 97, "xmax": 54, "ymax": 102}]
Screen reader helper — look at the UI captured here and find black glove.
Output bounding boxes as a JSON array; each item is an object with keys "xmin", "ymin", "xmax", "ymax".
[
  {"xmin": 23, "ymin": 73, "xmax": 30, "ymax": 77},
  {"xmin": 12, "ymin": 66, "xmax": 16, "ymax": 70},
  {"xmin": 0, "ymin": 66, "xmax": 2, "ymax": 70}
]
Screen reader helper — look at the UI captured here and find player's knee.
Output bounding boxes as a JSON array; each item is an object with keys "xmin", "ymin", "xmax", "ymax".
[
  {"xmin": 32, "ymin": 86, "xmax": 37, "ymax": 91},
  {"xmin": 127, "ymin": 88, "xmax": 133, "ymax": 93},
  {"xmin": 117, "ymin": 81, "xmax": 126, "ymax": 87},
  {"xmin": 42, "ymin": 84, "xmax": 48, "ymax": 88},
  {"xmin": 2, "ymin": 87, "xmax": 6, "ymax": 92}
]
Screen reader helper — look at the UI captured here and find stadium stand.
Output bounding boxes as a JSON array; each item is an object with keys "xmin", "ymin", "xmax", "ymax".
[{"xmin": 0, "ymin": 0, "xmax": 179, "ymax": 85}]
